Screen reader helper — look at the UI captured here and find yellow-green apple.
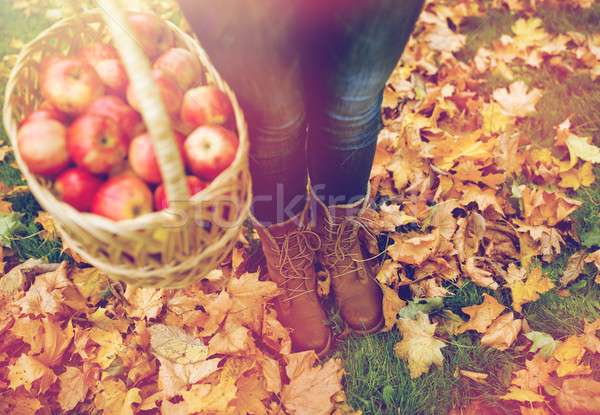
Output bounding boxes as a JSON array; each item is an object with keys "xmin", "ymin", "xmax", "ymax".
[
  {"xmin": 17, "ymin": 119, "xmax": 71, "ymax": 177},
  {"xmin": 126, "ymin": 68, "xmax": 183, "ymax": 117},
  {"xmin": 180, "ymin": 85, "xmax": 233, "ymax": 128},
  {"xmin": 95, "ymin": 58, "xmax": 129, "ymax": 98},
  {"xmin": 128, "ymin": 130, "xmax": 186, "ymax": 184},
  {"xmin": 127, "ymin": 12, "xmax": 174, "ymax": 59},
  {"xmin": 54, "ymin": 167, "xmax": 104, "ymax": 212},
  {"xmin": 154, "ymin": 175, "xmax": 206, "ymax": 210},
  {"xmin": 92, "ymin": 175, "xmax": 153, "ymax": 220},
  {"xmin": 154, "ymin": 47, "xmax": 202, "ymax": 91},
  {"xmin": 86, "ymin": 95, "xmax": 144, "ymax": 143},
  {"xmin": 75, "ymin": 42, "xmax": 120, "ymax": 67},
  {"xmin": 184, "ymin": 125, "xmax": 238, "ymax": 181},
  {"xmin": 68, "ymin": 114, "xmax": 128, "ymax": 175},
  {"xmin": 20, "ymin": 101, "xmax": 71, "ymax": 127},
  {"xmin": 41, "ymin": 57, "xmax": 105, "ymax": 116}
]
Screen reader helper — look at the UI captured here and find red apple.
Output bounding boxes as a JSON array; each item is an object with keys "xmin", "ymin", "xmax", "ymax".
[
  {"xmin": 17, "ymin": 119, "xmax": 71, "ymax": 177},
  {"xmin": 180, "ymin": 85, "xmax": 233, "ymax": 128},
  {"xmin": 76, "ymin": 42, "xmax": 120, "ymax": 67},
  {"xmin": 86, "ymin": 95, "xmax": 144, "ymax": 143},
  {"xmin": 126, "ymin": 69, "xmax": 183, "ymax": 117},
  {"xmin": 184, "ymin": 125, "xmax": 238, "ymax": 181},
  {"xmin": 54, "ymin": 167, "xmax": 104, "ymax": 212},
  {"xmin": 41, "ymin": 57, "xmax": 105, "ymax": 116},
  {"xmin": 92, "ymin": 175, "xmax": 153, "ymax": 221},
  {"xmin": 95, "ymin": 58, "xmax": 129, "ymax": 98},
  {"xmin": 154, "ymin": 47, "xmax": 202, "ymax": 91},
  {"xmin": 154, "ymin": 175, "xmax": 207, "ymax": 210},
  {"xmin": 39, "ymin": 53, "xmax": 64, "ymax": 84},
  {"xmin": 68, "ymin": 114, "xmax": 128, "ymax": 175},
  {"xmin": 20, "ymin": 101, "xmax": 71, "ymax": 126},
  {"xmin": 127, "ymin": 12, "xmax": 174, "ymax": 59},
  {"xmin": 128, "ymin": 131, "xmax": 186, "ymax": 184}
]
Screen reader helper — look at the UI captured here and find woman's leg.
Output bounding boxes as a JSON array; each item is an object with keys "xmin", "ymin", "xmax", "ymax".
[
  {"xmin": 302, "ymin": 0, "xmax": 425, "ymax": 205},
  {"xmin": 177, "ymin": 0, "xmax": 307, "ymax": 225}
]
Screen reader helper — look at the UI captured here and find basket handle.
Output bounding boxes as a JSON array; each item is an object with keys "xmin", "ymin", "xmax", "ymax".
[{"xmin": 96, "ymin": 0, "xmax": 190, "ymax": 210}]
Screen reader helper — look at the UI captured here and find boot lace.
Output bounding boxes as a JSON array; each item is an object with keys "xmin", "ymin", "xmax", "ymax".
[
  {"xmin": 320, "ymin": 216, "xmax": 379, "ymax": 280},
  {"xmin": 270, "ymin": 229, "xmax": 321, "ymax": 301}
]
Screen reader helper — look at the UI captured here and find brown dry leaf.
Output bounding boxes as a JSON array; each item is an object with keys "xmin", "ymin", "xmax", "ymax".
[
  {"xmin": 511, "ymin": 354, "xmax": 559, "ymax": 392},
  {"xmin": 554, "ymin": 335, "xmax": 592, "ymax": 377},
  {"xmin": 510, "ymin": 266, "xmax": 555, "ymax": 313},
  {"xmin": 463, "ymin": 257, "xmax": 499, "ymax": 290},
  {"xmin": 394, "ymin": 312, "xmax": 446, "ymax": 378},
  {"xmin": 232, "ymin": 371, "xmax": 270, "ymax": 415},
  {"xmin": 460, "ymin": 370, "xmax": 488, "ymax": 384},
  {"xmin": 261, "ymin": 307, "xmax": 292, "ymax": 355},
  {"xmin": 430, "ymin": 200, "xmax": 461, "ymax": 240},
  {"xmin": 458, "ymin": 294, "xmax": 505, "ymax": 334},
  {"xmin": 123, "ymin": 286, "xmax": 164, "ymax": 320},
  {"xmin": 585, "ymin": 249, "xmax": 600, "ymax": 272},
  {"xmin": 281, "ymin": 351, "xmax": 343, "ymax": 415},
  {"xmin": 583, "ymin": 317, "xmax": 600, "ymax": 354},
  {"xmin": 227, "ymin": 271, "xmax": 284, "ymax": 334},
  {"xmin": 208, "ymin": 319, "xmax": 255, "ymax": 356},
  {"xmin": 560, "ymin": 249, "xmax": 588, "ymax": 286},
  {"xmin": 36, "ymin": 318, "xmax": 74, "ymax": 367},
  {"xmin": 520, "ymin": 186, "xmax": 582, "ymax": 227},
  {"xmin": 388, "ymin": 229, "xmax": 440, "ymax": 266},
  {"xmin": 481, "ymin": 312, "xmax": 522, "ymax": 350},
  {"xmin": 57, "ymin": 366, "xmax": 92, "ymax": 412},
  {"xmin": 492, "ymin": 80, "xmax": 542, "ymax": 117},
  {"xmin": 157, "ymin": 355, "xmax": 221, "ymax": 398},
  {"xmin": 556, "ymin": 377, "xmax": 600, "ymax": 415}
]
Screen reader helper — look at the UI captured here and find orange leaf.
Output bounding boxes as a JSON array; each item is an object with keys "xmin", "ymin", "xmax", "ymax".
[
  {"xmin": 388, "ymin": 229, "xmax": 440, "ymax": 266},
  {"xmin": 281, "ymin": 351, "xmax": 343, "ymax": 415},
  {"xmin": 458, "ymin": 294, "xmax": 505, "ymax": 334},
  {"xmin": 8, "ymin": 354, "xmax": 57, "ymax": 394},
  {"xmin": 509, "ymin": 266, "xmax": 555, "ymax": 313},
  {"xmin": 124, "ymin": 286, "xmax": 165, "ymax": 320},
  {"xmin": 554, "ymin": 335, "xmax": 591, "ymax": 377},
  {"xmin": 57, "ymin": 366, "xmax": 90, "ymax": 411},
  {"xmin": 232, "ymin": 372, "xmax": 270, "ymax": 414},
  {"xmin": 208, "ymin": 320, "xmax": 255, "ymax": 356},
  {"xmin": 492, "ymin": 80, "xmax": 542, "ymax": 117},
  {"xmin": 157, "ymin": 356, "xmax": 221, "ymax": 398},
  {"xmin": 480, "ymin": 312, "xmax": 522, "ymax": 350},
  {"xmin": 583, "ymin": 317, "xmax": 600, "ymax": 354},
  {"xmin": 381, "ymin": 284, "xmax": 406, "ymax": 332},
  {"xmin": 93, "ymin": 378, "xmax": 141, "ymax": 415},
  {"xmin": 511, "ymin": 355, "xmax": 559, "ymax": 392}
]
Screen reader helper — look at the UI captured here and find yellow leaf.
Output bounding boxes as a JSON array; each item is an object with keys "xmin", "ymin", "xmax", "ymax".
[
  {"xmin": 458, "ymin": 294, "xmax": 505, "ymax": 334},
  {"xmin": 381, "ymin": 284, "xmax": 406, "ymax": 332},
  {"xmin": 94, "ymin": 378, "xmax": 141, "ymax": 415},
  {"xmin": 499, "ymin": 386, "xmax": 546, "ymax": 402},
  {"xmin": 510, "ymin": 267, "xmax": 555, "ymax": 313},
  {"xmin": 566, "ymin": 134, "xmax": 600, "ymax": 165},
  {"xmin": 511, "ymin": 18, "xmax": 548, "ymax": 50},
  {"xmin": 89, "ymin": 327, "xmax": 123, "ymax": 369},
  {"xmin": 388, "ymin": 229, "xmax": 440, "ymax": 266},
  {"xmin": 481, "ymin": 101, "xmax": 513, "ymax": 133},
  {"xmin": 559, "ymin": 162, "xmax": 596, "ymax": 190},
  {"xmin": 554, "ymin": 335, "xmax": 591, "ymax": 377},
  {"xmin": 394, "ymin": 312, "xmax": 446, "ymax": 378}
]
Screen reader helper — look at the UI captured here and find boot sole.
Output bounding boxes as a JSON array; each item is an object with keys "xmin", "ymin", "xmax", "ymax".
[
  {"xmin": 315, "ymin": 330, "xmax": 333, "ymax": 360},
  {"xmin": 348, "ymin": 313, "xmax": 385, "ymax": 336}
]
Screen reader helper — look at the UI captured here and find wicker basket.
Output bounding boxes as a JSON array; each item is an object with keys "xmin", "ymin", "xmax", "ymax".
[{"xmin": 2, "ymin": 0, "xmax": 251, "ymax": 288}]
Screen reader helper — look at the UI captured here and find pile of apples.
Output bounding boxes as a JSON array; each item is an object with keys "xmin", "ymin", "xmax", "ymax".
[{"xmin": 17, "ymin": 12, "xmax": 238, "ymax": 221}]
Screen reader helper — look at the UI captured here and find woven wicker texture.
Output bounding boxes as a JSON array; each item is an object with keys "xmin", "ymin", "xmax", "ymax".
[{"xmin": 3, "ymin": 7, "xmax": 251, "ymax": 288}]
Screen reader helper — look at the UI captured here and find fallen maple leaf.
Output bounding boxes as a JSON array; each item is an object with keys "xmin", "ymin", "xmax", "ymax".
[
  {"xmin": 380, "ymin": 284, "xmax": 406, "ymax": 331},
  {"xmin": 281, "ymin": 351, "xmax": 343, "ymax": 415},
  {"xmin": 157, "ymin": 355, "xmax": 221, "ymax": 399},
  {"xmin": 388, "ymin": 229, "xmax": 440, "ymax": 266},
  {"xmin": 498, "ymin": 386, "xmax": 545, "ymax": 403},
  {"xmin": 511, "ymin": 17, "xmax": 548, "ymax": 50},
  {"xmin": 510, "ymin": 266, "xmax": 555, "ymax": 313},
  {"xmin": 556, "ymin": 377, "xmax": 600, "ymax": 415},
  {"xmin": 525, "ymin": 331, "xmax": 561, "ymax": 359},
  {"xmin": 7, "ymin": 354, "xmax": 57, "ymax": 394},
  {"xmin": 124, "ymin": 286, "xmax": 164, "ymax": 320},
  {"xmin": 583, "ymin": 317, "xmax": 600, "ymax": 354},
  {"xmin": 480, "ymin": 312, "xmax": 522, "ymax": 350},
  {"xmin": 559, "ymin": 162, "xmax": 596, "ymax": 190},
  {"xmin": 57, "ymin": 366, "xmax": 91, "ymax": 412},
  {"xmin": 93, "ymin": 378, "xmax": 142, "ymax": 415},
  {"xmin": 565, "ymin": 134, "xmax": 600, "ymax": 165},
  {"xmin": 458, "ymin": 294, "xmax": 505, "ymax": 334},
  {"xmin": 554, "ymin": 335, "xmax": 591, "ymax": 377},
  {"xmin": 149, "ymin": 324, "xmax": 209, "ymax": 365},
  {"xmin": 492, "ymin": 80, "xmax": 542, "ymax": 117},
  {"xmin": 511, "ymin": 354, "xmax": 558, "ymax": 392},
  {"xmin": 560, "ymin": 249, "xmax": 588, "ymax": 286},
  {"xmin": 395, "ymin": 311, "xmax": 446, "ymax": 378}
]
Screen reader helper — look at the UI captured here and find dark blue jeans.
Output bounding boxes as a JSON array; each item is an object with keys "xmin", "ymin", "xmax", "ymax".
[{"xmin": 178, "ymin": 0, "xmax": 424, "ymax": 225}]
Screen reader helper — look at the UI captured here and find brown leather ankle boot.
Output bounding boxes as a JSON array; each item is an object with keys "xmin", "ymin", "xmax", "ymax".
[
  {"xmin": 253, "ymin": 205, "xmax": 332, "ymax": 358},
  {"xmin": 311, "ymin": 186, "xmax": 384, "ymax": 334}
]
